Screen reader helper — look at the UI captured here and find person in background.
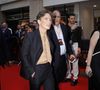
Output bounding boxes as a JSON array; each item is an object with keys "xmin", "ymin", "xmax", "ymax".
[
  {"xmin": 15, "ymin": 24, "xmax": 32, "ymax": 63},
  {"xmin": 65, "ymin": 14, "xmax": 82, "ymax": 86},
  {"xmin": 15, "ymin": 24, "xmax": 24, "ymax": 39},
  {"xmin": 1, "ymin": 22, "xmax": 13, "ymax": 34},
  {"xmin": 20, "ymin": 10, "xmax": 55, "ymax": 90},
  {"xmin": 0, "ymin": 26, "xmax": 4, "ymax": 66},
  {"xmin": 85, "ymin": 22, "xmax": 100, "ymax": 90},
  {"xmin": 33, "ymin": 20, "xmax": 39, "ymax": 30},
  {"xmin": 17, "ymin": 24, "xmax": 33, "ymax": 46},
  {"xmin": 49, "ymin": 10, "xmax": 75, "ymax": 90},
  {"xmin": 0, "ymin": 22, "xmax": 12, "ymax": 66},
  {"xmin": 29, "ymin": 20, "xmax": 38, "ymax": 30}
]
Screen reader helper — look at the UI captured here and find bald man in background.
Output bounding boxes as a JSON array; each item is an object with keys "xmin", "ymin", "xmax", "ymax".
[{"xmin": 49, "ymin": 10, "xmax": 75, "ymax": 90}]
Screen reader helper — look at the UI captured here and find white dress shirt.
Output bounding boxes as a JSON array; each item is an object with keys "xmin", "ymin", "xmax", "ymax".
[{"xmin": 54, "ymin": 24, "xmax": 66, "ymax": 55}]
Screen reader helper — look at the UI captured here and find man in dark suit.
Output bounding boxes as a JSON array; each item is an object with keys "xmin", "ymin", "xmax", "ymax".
[
  {"xmin": 0, "ymin": 22, "xmax": 12, "ymax": 66},
  {"xmin": 20, "ymin": 10, "xmax": 55, "ymax": 90},
  {"xmin": 49, "ymin": 10, "xmax": 75, "ymax": 90}
]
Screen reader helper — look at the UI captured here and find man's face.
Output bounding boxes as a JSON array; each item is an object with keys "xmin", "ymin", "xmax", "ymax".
[
  {"xmin": 33, "ymin": 21, "xmax": 37, "ymax": 26},
  {"xmin": 2, "ymin": 23, "xmax": 7, "ymax": 28},
  {"xmin": 68, "ymin": 16, "xmax": 76, "ymax": 24},
  {"xmin": 17, "ymin": 25, "xmax": 21, "ymax": 29},
  {"xmin": 38, "ymin": 13, "xmax": 52, "ymax": 30},
  {"xmin": 53, "ymin": 11, "xmax": 61, "ymax": 25}
]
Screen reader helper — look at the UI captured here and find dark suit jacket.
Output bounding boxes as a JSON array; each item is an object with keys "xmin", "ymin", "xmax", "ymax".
[
  {"xmin": 20, "ymin": 29, "xmax": 54, "ymax": 80},
  {"xmin": 49, "ymin": 24, "xmax": 73, "ymax": 61},
  {"xmin": 48, "ymin": 24, "xmax": 73, "ymax": 82},
  {"xmin": 0, "ymin": 28, "xmax": 12, "ymax": 65},
  {"xmin": 66, "ymin": 25, "xmax": 82, "ymax": 48}
]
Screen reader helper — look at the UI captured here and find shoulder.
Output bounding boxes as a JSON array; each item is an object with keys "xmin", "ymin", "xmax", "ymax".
[
  {"xmin": 28, "ymin": 29, "xmax": 38, "ymax": 35},
  {"xmin": 75, "ymin": 26, "xmax": 82, "ymax": 31},
  {"xmin": 92, "ymin": 30, "xmax": 99, "ymax": 36},
  {"xmin": 60, "ymin": 23, "xmax": 67, "ymax": 28},
  {"xmin": 24, "ymin": 31, "xmax": 35, "ymax": 41},
  {"xmin": 50, "ymin": 25, "xmax": 54, "ymax": 30},
  {"xmin": 91, "ymin": 30, "xmax": 99, "ymax": 37},
  {"xmin": 60, "ymin": 24, "xmax": 70, "ymax": 33},
  {"xmin": 90, "ymin": 30, "xmax": 99, "ymax": 42},
  {"xmin": 60, "ymin": 23, "xmax": 67, "ymax": 30}
]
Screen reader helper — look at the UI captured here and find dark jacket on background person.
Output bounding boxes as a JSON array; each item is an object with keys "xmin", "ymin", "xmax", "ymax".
[
  {"xmin": 50, "ymin": 24, "xmax": 73, "ymax": 57},
  {"xmin": 0, "ymin": 28, "xmax": 12, "ymax": 65},
  {"xmin": 66, "ymin": 25, "xmax": 82, "ymax": 48},
  {"xmin": 49, "ymin": 24, "xmax": 73, "ymax": 82}
]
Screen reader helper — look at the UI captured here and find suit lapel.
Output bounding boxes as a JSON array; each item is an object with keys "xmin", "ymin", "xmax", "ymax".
[
  {"xmin": 60, "ymin": 24, "xmax": 67, "ymax": 43},
  {"xmin": 33, "ymin": 30, "xmax": 43, "ymax": 64},
  {"xmin": 51, "ymin": 26, "xmax": 59, "ymax": 42},
  {"xmin": 47, "ymin": 30, "xmax": 54, "ymax": 53}
]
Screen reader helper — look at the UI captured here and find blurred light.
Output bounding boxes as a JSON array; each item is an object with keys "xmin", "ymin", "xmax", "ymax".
[
  {"xmin": 66, "ymin": 8, "xmax": 68, "ymax": 11},
  {"xmin": 93, "ymin": 5, "xmax": 97, "ymax": 8}
]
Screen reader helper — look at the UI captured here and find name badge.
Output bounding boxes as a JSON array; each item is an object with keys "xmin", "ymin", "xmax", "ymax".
[{"xmin": 58, "ymin": 39, "xmax": 63, "ymax": 45}]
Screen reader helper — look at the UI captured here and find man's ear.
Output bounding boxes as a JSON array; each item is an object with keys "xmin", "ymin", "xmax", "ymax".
[{"xmin": 37, "ymin": 20, "xmax": 40, "ymax": 25}]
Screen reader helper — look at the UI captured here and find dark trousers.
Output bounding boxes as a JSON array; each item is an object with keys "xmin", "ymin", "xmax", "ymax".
[
  {"xmin": 53, "ymin": 55, "xmax": 67, "ymax": 90},
  {"xmin": 30, "ymin": 63, "xmax": 55, "ymax": 90},
  {"xmin": 88, "ymin": 76, "xmax": 100, "ymax": 90},
  {"xmin": 88, "ymin": 77, "xmax": 94, "ymax": 90},
  {"xmin": 53, "ymin": 55, "xmax": 67, "ymax": 82}
]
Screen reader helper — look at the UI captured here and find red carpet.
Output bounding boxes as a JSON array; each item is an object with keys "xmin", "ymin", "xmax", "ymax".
[{"xmin": 0, "ymin": 64, "xmax": 88, "ymax": 90}]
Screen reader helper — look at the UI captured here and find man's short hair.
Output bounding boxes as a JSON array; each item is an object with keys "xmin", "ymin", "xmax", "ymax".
[
  {"xmin": 68, "ymin": 13, "xmax": 76, "ymax": 18},
  {"xmin": 36, "ymin": 10, "xmax": 52, "ymax": 20}
]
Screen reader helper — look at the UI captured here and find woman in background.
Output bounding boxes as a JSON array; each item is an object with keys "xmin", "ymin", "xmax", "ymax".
[{"xmin": 85, "ymin": 22, "xmax": 100, "ymax": 90}]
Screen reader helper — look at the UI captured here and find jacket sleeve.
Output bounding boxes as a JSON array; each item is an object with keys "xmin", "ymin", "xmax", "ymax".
[
  {"xmin": 77, "ymin": 27, "xmax": 82, "ymax": 48},
  {"xmin": 67, "ymin": 39, "xmax": 73, "ymax": 55},
  {"xmin": 21, "ymin": 32, "xmax": 34, "ymax": 79},
  {"xmin": 66, "ymin": 27, "xmax": 73, "ymax": 55}
]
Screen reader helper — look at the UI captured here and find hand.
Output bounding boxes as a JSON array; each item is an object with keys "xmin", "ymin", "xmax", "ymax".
[
  {"xmin": 69, "ymin": 54, "xmax": 75, "ymax": 61},
  {"xmin": 31, "ymin": 72, "xmax": 35, "ymax": 78},
  {"xmin": 85, "ymin": 66, "xmax": 92, "ymax": 77}
]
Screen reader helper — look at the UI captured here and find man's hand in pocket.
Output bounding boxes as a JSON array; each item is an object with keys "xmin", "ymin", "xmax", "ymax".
[{"xmin": 31, "ymin": 72, "xmax": 35, "ymax": 78}]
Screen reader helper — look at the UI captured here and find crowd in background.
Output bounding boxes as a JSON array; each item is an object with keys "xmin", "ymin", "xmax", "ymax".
[{"xmin": 0, "ymin": 20, "xmax": 38, "ymax": 67}]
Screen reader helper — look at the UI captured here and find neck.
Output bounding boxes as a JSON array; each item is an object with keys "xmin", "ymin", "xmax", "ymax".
[
  {"xmin": 54, "ymin": 24, "xmax": 60, "ymax": 27},
  {"xmin": 39, "ymin": 26, "xmax": 47, "ymax": 34},
  {"xmin": 68, "ymin": 23, "xmax": 74, "ymax": 27}
]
